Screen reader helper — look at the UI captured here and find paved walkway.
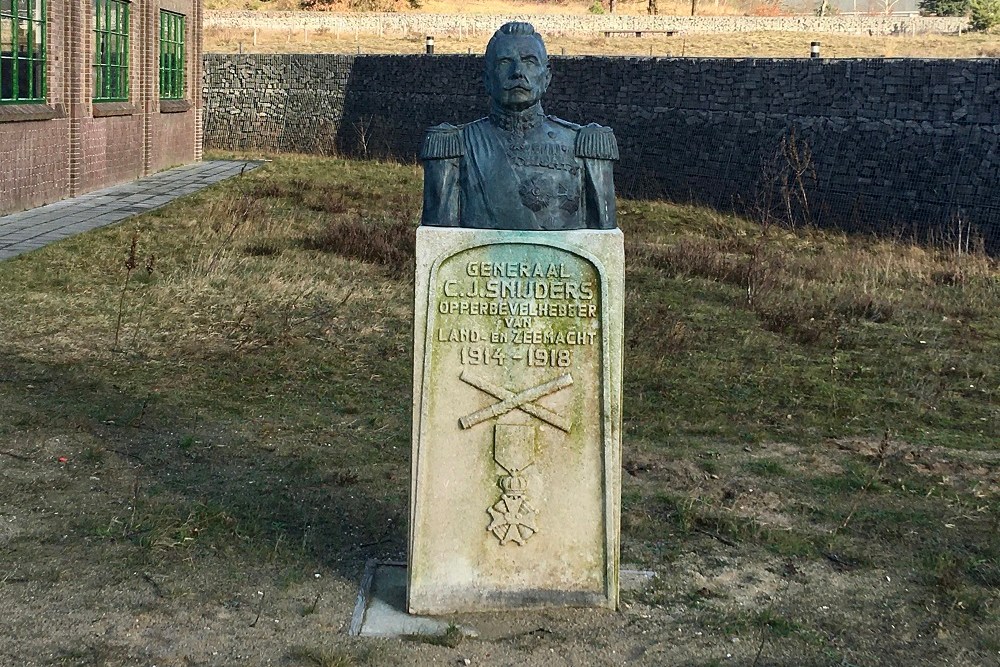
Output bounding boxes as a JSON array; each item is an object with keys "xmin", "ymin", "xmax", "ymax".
[{"xmin": 0, "ymin": 160, "xmax": 260, "ymax": 261}]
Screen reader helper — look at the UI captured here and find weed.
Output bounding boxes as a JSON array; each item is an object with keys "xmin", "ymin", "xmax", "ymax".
[
  {"xmin": 80, "ymin": 445, "xmax": 106, "ymax": 466},
  {"xmin": 122, "ymin": 499, "xmax": 245, "ymax": 553},
  {"xmin": 699, "ymin": 459, "xmax": 720, "ymax": 476},
  {"xmin": 301, "ymin": 592, "xmax": 322, "ymax": 616},
  {"xmin": 832, "ymin": 433, "xmax": 889, "ymax": 535},
  {"xmin": 746, "ymin": 459, "xmax": 788, "ymax": 477},
  {"xmin": 288, "ymin": 646, "xmax": 356, "ymax": 667},
  {"xmin": 244, "ymin": 241, "xmax": 282, "ymax": 257},
  {"xmin": 301, "ymin": 215, "xmax": 415, "ymax": 268},
  {"xmin": 205, "ymin": 192, "xmax": 269, "ymax": 272},
  {"xmin": 111, "ymin": 232, "xmax": 140, "ymax": 352}
]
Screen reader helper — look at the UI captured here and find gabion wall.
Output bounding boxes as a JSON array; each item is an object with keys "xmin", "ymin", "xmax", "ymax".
[{"xmin": 204, "ymin": 54, "xmax": 1000, "ymax": 248}]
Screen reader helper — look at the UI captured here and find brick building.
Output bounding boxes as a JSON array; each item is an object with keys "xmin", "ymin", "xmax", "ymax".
[{"xmin": 1, "ymin": 0, "xmax": 203, "ymax": 215}]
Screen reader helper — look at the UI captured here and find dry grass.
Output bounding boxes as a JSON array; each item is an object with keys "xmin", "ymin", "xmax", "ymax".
[
  {"xmin": 0, "ymin": 153, "xmax": 997, "ymax": 666},
  {"xmin": 207, "ymin": 0, "xmax": 740, "ymax": 15},
  {"xmin": 206, "ymin": 26, "xmax": 1000, "ymax": 57}
]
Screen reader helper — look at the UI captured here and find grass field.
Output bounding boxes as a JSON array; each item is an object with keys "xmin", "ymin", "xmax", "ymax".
[
  {"xmin": 205, "ymin": 27, "xmax": 1000, "ymax": 58},
  {"xmin": 201, "ymin": 0, "xmax": 1000, "ymax": 58},
  {"xmin": 0, "ymin": 153, "xmax": 997, "ymax": 665},
  {"xmin": 205, "ymin": 0, "xmax": 740, "ymax": 15}
]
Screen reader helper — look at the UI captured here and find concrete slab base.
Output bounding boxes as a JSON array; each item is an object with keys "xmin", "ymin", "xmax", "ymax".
[
  {"xmin": 349, "ymin": 560, "xmax": 479, "ymax": 638},
  {"xmin": 349, "ymin": 560, "xmax": 656, "ymax": 638}
]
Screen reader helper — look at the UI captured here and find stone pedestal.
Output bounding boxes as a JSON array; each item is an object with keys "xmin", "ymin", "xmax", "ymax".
[{"xmin": 408, "ymin": 227, "xmax": 624, "ymax": 615}]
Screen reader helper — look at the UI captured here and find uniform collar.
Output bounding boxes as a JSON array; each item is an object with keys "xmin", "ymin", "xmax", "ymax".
[{"xmin": 489, "ymin": 102, "xmax": 545, "ymax": 133}]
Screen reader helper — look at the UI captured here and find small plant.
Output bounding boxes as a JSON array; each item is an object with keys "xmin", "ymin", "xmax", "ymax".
[
  {"xmin": 351, "ymin": 116, "xmax": 377, "ymax": 159},
  {"xmin": 243, "ymin": 241, "xmax": 282, "ymax": 257},
  {"xmin": 588, "ymin": 1, "xmax": 605, "ymax": 13},
  {"xmin": 205, "ymin": 191, "xmax": 268, "ymax": 272},
  {"xmin": 777, "ymin": 129, "xmax": 817, "ymax": 228},
  {"xmin": 111, "ymin": 232, "xmax": 140, "ymax": 352},
  {"xmin": 288, "ymin": 646, "xmax": 356, "ymax": 667},
  {"xmin": 750, "ymin": 129, "xmax": 817, "ymax": 229},
  {"xmin": 301, "ymin": 215, "xmax": 414, "ymax": 268},
  {"xmin": 80, "ymin": 445, "xmax": 106, "ymax": 466},
  {"xmin": 747, "ymin": 458, "xmax": 788, "ymax": 477}
]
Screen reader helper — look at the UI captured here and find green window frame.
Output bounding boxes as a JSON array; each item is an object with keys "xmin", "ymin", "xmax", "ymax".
[
  {"xmin": 93, "ymin": 0, "xmax": 128, "ymax": 102},
  {"xmin": 159, "ymin": 10, "xmax": 184, "ymax": 100},
  {"xmin": 0, "ymin": 0, "xmax": 46, "ymax": 104}
]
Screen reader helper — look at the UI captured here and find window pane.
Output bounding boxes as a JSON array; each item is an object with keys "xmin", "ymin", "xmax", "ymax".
[
  {"xmin": 0, "ymin": 0, "xmax": 12, "ymax": 17},
  {"xmin": 1, "ymin": 20, "xmax": 12, "ymax": 53},
  {"xmin": 94, "ymin": 0, "xmax": 129, "ymax": 99},
  {"xmin": 32, "ymin": 0, "xmax": 41, "ymax": 20},
  {"xmin": 159, "ymin": 11, "xmax": 184, "ymax": 100},
  {"xmin": 18, "ymin": 19, "xmax": 28, "ymax": 56},
  {"xmin": 1, "ymin": 57, "xmax": 12, "ymax": 98}
]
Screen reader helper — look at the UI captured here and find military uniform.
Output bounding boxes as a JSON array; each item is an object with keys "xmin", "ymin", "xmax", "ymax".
[{"xmin": 420, "ymin": 107, "xmax": 619, "ymax": 231}]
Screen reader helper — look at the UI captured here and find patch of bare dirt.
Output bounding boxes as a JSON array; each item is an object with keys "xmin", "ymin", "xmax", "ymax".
[
  {"xmin": 836, "ymin": 436, "xmax": 1000, "ymax": 496},
  {"xmin": 2, "ymin": 428, "xmax": 998, "ymax": 667}
]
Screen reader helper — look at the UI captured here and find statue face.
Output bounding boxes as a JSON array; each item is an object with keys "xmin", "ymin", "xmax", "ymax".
[{"xmin": 485, "ymin": 35, "xmax": 551, "ymax": 112}]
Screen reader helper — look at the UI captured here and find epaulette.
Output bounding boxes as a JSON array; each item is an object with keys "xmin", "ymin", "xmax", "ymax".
[
  {"xmin": 419, "ymin": 123, "xmax": 464, "ymax": 160},
  {"xmin": 575, "ymin": 123, "xmax": 619, "ymax": 161}
]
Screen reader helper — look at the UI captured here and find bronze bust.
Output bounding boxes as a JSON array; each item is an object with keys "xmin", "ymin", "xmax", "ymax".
[{"xmin": 420, "ymin": 22, "xmax": 618, "ymax": 231}]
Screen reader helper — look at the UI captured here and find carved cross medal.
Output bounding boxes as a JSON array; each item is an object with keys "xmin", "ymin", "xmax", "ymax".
[{"xmin": 459, "ymin": 372, "xmax": 573, "ymax": 545}]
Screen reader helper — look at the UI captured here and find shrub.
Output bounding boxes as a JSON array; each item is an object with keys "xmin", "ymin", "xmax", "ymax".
[
  {"xmin": 918, "ymin": 0, "xmax": 970, "ymax": 15},
  {"xmin": 970, "ymin": 0, "xmax": 1000, "ymax": 30}
]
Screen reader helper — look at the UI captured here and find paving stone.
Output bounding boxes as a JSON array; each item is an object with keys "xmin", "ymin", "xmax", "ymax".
[{"xmin": 0, "ymin": 160, "xmax": 260, "ymax": 260}]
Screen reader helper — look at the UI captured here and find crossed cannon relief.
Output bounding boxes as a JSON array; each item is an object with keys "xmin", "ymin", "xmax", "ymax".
[{"xmin": 458, "ymin": 370, "xmax": 573, "ymax": 545}]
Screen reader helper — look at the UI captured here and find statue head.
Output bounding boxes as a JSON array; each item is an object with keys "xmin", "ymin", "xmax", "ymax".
[{"xmin": 484, "ymin": 22, "xmax": 552, "ymax": 112}]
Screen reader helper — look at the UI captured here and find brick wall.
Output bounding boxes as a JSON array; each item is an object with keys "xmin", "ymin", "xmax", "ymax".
[
  {"xmin": 150, "ymin": 0, "xmax": 202, "ymax": 172},
  {"xmin": 203, "ymin": 54, "xmax": 1000, "ymax": 250},
  {"xmin": 0, "ymin": 120, "xmax": 71, "ymax": 212},
  {"xmin": 0, "ymin": 0, "xmax": 203, "ymax": 216},
  {"xmin": 78, "ymin": 115, "xmax": 146, "ymax": 193}
]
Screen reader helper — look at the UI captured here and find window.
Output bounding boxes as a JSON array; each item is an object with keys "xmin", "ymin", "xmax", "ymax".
[
  {"xmin": 1, "ymin": 0, "xmax": 46, "ymax": 103},
  {"xmin": 93, "ymin": 0, "xmax": 128, "ymax": 101},
  {"xmin": 159, "ymin": 10, "xmax": 183, "ymax": 100}
]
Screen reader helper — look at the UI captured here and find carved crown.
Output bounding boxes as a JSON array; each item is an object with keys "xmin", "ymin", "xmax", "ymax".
[{"xmin": 499, "ymin": 474, "xmax": 528, "ymax": 496}]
